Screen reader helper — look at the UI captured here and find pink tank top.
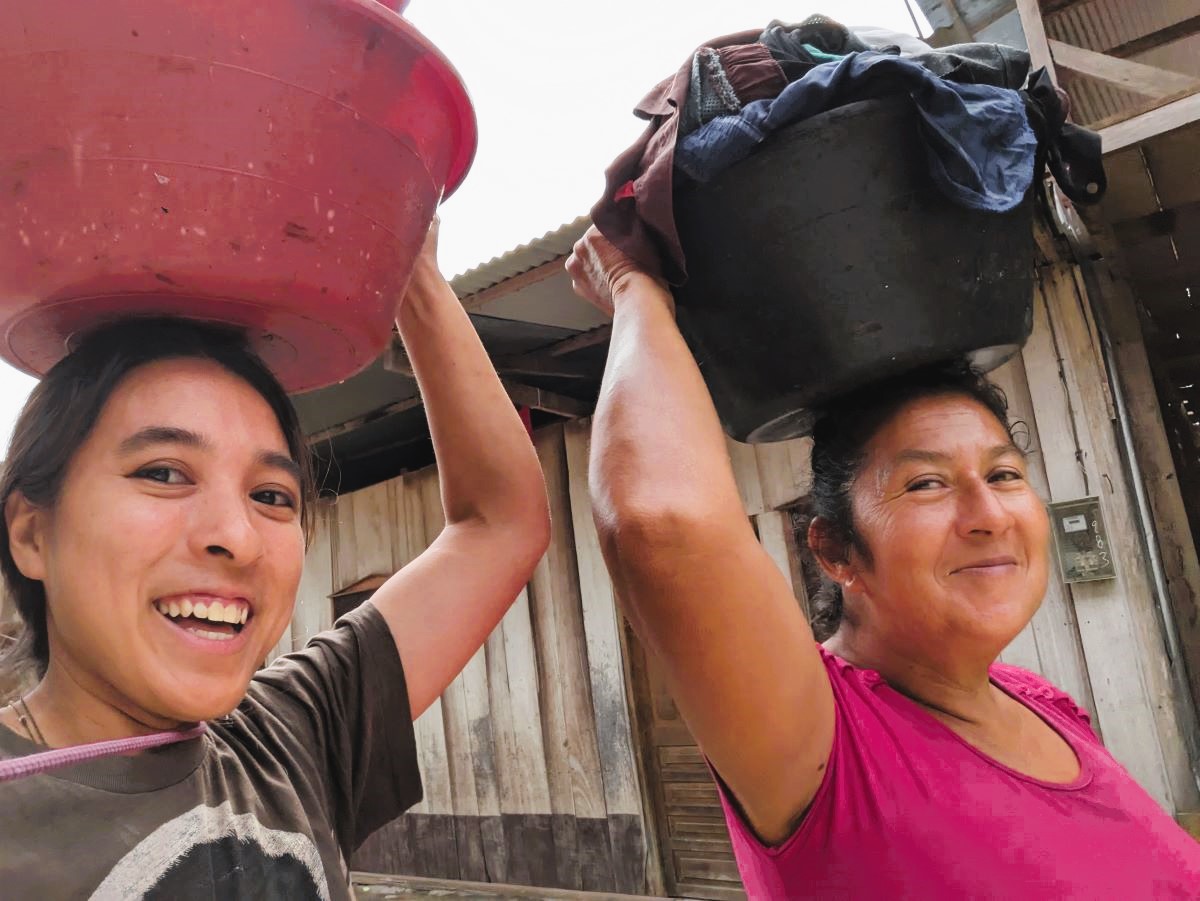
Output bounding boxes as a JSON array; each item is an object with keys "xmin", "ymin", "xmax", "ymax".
[{"xmin": 718, "ymin": 648, "xmax": 1200, "ymax": 899}]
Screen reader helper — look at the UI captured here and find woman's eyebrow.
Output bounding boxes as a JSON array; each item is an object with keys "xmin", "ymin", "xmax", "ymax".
[
  {"xmin": 989, "ymin": 443, "xmax": 1024, "ymax": 459},
  {"xmin": 892, "ymin": 448, "xmax": 950, "ymax": 465},
  {"xmin": 258, "ymin": 451, "xmax": 302, "ymax": 485},
  {"xmin": 118, "ymin": 426, "xmax": 208, "ymax": 455}
]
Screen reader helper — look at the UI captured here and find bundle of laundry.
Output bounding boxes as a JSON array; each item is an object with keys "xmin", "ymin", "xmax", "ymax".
[{"xmin": 591, "ymin": 14, "xmax": 1106, "ymax": 285}]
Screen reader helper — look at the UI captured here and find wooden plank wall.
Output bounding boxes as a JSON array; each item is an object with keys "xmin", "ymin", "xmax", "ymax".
[
  {"xmin": 277, "ymin": 425, "xmax": 651, "ymax": 895},
  {"xmin": 1012, "ymin": 261, "xmax": 1200, "ymax": 813}
]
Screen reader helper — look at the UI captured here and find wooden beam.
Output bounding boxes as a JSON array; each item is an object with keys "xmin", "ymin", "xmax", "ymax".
[
  {"xmin": 458, "ymin": 258, "xmax": 565, "ymax": 311},
  {"xmin": 1015, "ymin": 0, "xmax": 1057, "ymax": 84},
  {"xmin": 546, "ymin": 324, "xmax": 612, "ymax": 357},
  {"xmin": 306, "ymin": 395, "xmax": 425, "ymax": 445},
  {"xmin": 501, "ymin": 380, "xmax": 592, "ymax": 418},
  {"xmin": 496, "ymin": 359, "xmax": 593, "ymax": 380},
  {"xmin": 1100, "ymin": 91, "xmax": 1200, "ymax": 153},
  {"xmin": 1049, "ymin": 40, "xmax": 1200, "ymax": 99},
  {"xmin": 490, "ymin": 326, "xmax": 613, "ymax": 380}
]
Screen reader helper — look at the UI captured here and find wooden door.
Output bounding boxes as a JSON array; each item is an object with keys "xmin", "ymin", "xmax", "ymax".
[{"xmin": 624, "ymin": 622, "xmax": 746, "ymax": 901}]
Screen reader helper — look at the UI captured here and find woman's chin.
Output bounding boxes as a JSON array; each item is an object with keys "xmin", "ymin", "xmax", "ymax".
[{"xmin": 143, "ymin": 682, "xmax": 251, "ymax": 726}]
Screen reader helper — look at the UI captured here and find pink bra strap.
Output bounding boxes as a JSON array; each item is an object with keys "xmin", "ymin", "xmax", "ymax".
[{"xmin": 0, "ymin": 722, "xmax": 207, "ymax": 783}]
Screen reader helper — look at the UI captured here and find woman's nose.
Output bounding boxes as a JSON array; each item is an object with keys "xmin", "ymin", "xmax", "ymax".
[
  {"xmin": 193, "ymin": 488, "xmax": 265, "ymax": 564},
  {"xmin": 957, "ymin": 477, "xmax": 1014, "ymax": 535}
]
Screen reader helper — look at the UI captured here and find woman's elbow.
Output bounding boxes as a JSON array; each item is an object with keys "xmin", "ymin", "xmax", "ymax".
[
  {"xmin": 591, "ymin": 499, "xmax": 718, "ymax": 573},
  {"xmin": 505, "ymin": 490, "xmax": 552, "ymax": 574}
]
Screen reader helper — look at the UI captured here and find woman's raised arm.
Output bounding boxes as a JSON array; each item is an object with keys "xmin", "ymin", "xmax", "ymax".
[
  {"xmin": 368, "ymin": 221, "xmax": 551, "ymax": 719},
  {"xmin": 567, "ymin": 227, "xmax": 834, "ymax": 843}
]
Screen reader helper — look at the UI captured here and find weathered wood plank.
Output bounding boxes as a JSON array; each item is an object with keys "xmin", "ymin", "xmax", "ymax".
[
  {"xmin": 725, "ymin": 437, "xmax": 766, "ymax": 516},
  {"xmin": 1099, "ymin": 90, "xmax": 1200, "ymax": 153},
  {"xmin": 754, "ymin": 437, "xmax": 813, "ymax": 512},
  {"xmin": 415, "ymin": 473, "xmax": 488, "ymax": 883},
  {"xmin": 754, "ymin": 510, "xmax": 810, "ymax": 621},
  {"xmin": 564, "ymin": 420, "xmax": 651, "ymax": 896},
  {"xmin": 1058, "ymin": 264, "xmax": 1200, "ymax": 811},
  {"xmin": 394, "ymin": 470, "xmax": 455, "ymax": 831},
  {"xmin": 289, "ymin": 501, "xmax": 335, "ymax": 651},
  {"xmin": 528, "ymin": 427, "xmax": 611, "ymax": 890},
  {"xmin": 987, "ymin": 355, "xmax": 1089, "ymax": 695},
  {"xmin": 495, "ymin": 585, "xmax": 557, "ymax": 885},
  {"xmin": 1142, "ymin": 126, "xmax": 1200, "ymax": 212},
  {"xmin": 1099, "ymin": 147, "xmax": 1161, "ymax": 224},
  {"xmin": 350, "ymin": 479, "xmax": 397, "ymax": 579},
  {"xmin": 1022, "ymin": 261, "xmax": 1195, "ymax": 810},
  {"xmin": 1089, "ymin": 262, "xmax": 1200, "ymax": 766}
]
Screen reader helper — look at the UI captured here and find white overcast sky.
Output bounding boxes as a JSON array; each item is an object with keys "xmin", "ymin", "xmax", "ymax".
[{"xmin": 0, "ymin": 0, "xmax": 929, "ymax": 449}]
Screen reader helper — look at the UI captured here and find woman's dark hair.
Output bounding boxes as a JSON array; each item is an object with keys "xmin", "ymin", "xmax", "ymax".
[
  {"xmin": 807, "ymin": 361, "xmax": 1015, "ymax": 641},
  {"xmin": 0, "ymin": 317, "xmax": 316, "ymax": 686}
]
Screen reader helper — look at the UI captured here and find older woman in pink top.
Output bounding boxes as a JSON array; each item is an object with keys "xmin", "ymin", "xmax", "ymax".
[{"xmin": 566, "ymin": 227, "xmax": 1200, "ymax": 899}]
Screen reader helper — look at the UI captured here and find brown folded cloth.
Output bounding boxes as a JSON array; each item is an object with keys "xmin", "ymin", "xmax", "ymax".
[{"xmin": 590, "ymin": 31, "xmax": 786, "ymax": 285}]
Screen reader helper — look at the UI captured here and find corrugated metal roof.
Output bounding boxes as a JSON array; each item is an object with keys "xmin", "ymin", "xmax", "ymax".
[
  {"xmin": 450, "ymin": 215, "xmax": 590, "ymax": 299},
  {"xmin": 1045, "ymin": 0, "xmax": 1186, "ymax": 54},
  {"xmin": 1045, "ymin": 0, "xmax": 1199, "ymax": 128}
]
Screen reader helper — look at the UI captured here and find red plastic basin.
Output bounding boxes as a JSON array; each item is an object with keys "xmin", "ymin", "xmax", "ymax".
[{"xmin": 0, "ymin": 0, "xmax": 476, "ymax": 392}]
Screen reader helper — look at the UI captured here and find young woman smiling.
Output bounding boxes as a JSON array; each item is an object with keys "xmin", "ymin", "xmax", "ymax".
[{"xmin": 0, "ymin": 222, "xmax": 551, "ymax": 899}]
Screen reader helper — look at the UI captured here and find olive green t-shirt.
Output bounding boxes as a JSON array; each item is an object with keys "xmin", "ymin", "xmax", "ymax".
[{"xmin": 0, "ymin": 602, "xmax": 421, "ymax": 899}]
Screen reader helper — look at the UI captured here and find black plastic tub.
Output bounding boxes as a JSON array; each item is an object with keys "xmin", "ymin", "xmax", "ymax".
[{"xmin": 672, "ymin": 96, "xmax": 1034, "ymax": 443}]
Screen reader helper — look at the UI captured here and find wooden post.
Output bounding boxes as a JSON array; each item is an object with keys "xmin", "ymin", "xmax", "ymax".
[
  {"xmin": 1021, "ymin": 260, "xmax": 1200, "ymax": 812},
  {"xmin": 1015, "ymin": 0, "xmax": 1057, "ymax": 84}
]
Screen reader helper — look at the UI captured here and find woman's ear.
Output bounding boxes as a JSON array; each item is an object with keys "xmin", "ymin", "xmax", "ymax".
[
  {"xmin": 807, "ymin": 516, "xmax": 857, "ymax": 588},
  {"xmin": 5, "ymin": 491, "xmax": 48, "ymax": 582}
]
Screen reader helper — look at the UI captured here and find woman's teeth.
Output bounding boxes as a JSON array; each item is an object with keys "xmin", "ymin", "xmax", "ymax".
[
  {"xmin": 155, "ymin": 599, "xmax": 249, "ymax": 626},
  {"xmin": 193, "ymin": 628, "xmax": 235, "ymax": 642}
]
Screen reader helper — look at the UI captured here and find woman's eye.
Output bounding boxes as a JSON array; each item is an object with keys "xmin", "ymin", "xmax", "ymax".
[
  {"xmin": 990, "ymin": 469, "xmax": 1024, "ymax": 483},
  {"xmin": 907, "ymin": 478, "xmax": 944, "ymax": 492},
  {"xmin": 252, "ymin": 488, "xmax": 296, "ymax": 509},
  {"xmin": 132, "ymin": 466, "xmax": 189, "ymax": 485}
]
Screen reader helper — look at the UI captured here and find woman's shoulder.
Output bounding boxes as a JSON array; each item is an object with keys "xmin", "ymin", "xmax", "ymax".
[
  {"xmin": 816, "ymin": 643, "xmax": 887, "ymax": 688},
  {"xmin": 988, "ymin": 661, "xmax": 1098, "ymax": 738}
]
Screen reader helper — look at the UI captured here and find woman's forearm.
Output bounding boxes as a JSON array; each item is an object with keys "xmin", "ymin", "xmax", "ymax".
[{"xmin": 397, "ymin": 257, "xmax": 546, "ymax": 530}]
